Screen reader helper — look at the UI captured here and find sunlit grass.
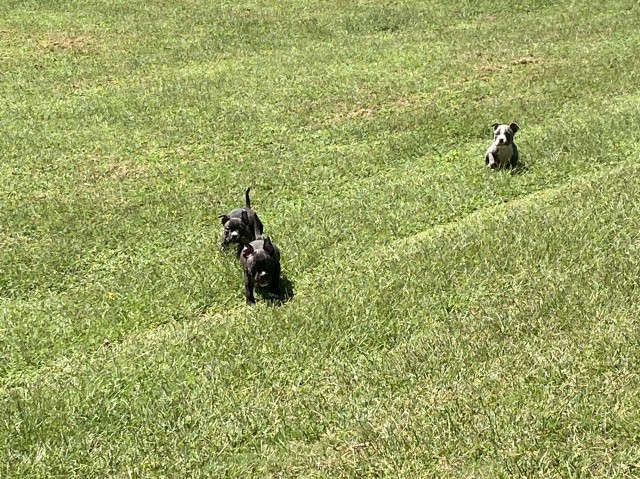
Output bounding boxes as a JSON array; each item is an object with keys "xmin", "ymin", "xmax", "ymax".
[{"xmin": 1, "ymin": 0, "xmax": 640, "ymax": 476}]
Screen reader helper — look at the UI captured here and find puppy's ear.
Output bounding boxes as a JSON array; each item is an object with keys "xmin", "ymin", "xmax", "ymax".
[
  {"xmin": 509, "ymin": 123, "xmax": 519, "ymax": 134},
  {"xmin": 263, "ymin": 236, "xmax": 275, "ymax": 255},
  {"xmin": 241, "ymin": 209, "xmax": 249, "ymax": 224},
  {"xmin": 491, "ymin": 123, "xmax": 500, "ymax": 131},
  {"xmin": 219, "ymin": 214, "xmax": 230, "ymax": 225},
  {"xmin": 242, "ymin": 244, "xmax": 254, "ymax": 258}
]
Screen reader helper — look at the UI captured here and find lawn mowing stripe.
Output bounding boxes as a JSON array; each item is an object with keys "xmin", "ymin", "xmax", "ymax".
[
  {"xmin": 1, "ymin": 89, "xmax": 639, "ymax": 377},
  {"xmin": 2, "ymin": 158, "xmax": 637, "ymax": 389},
  {"xmin": 2, "ymin": 158, "xmax": 640, "ymax": 477}
]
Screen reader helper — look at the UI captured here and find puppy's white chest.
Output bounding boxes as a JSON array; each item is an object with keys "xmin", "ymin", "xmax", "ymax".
[{"xmin": 493, "ymin": 144, "xmax": 514, "ymax": 162}]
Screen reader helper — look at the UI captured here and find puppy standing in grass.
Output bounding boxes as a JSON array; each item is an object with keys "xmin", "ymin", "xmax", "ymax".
[
  {"xmin": 485, "ymin": 122, "xmax": 519, "ymax": 169},
  {"xmin": 219, "ymin": 187, "xmax": 264, "ymax": 256},
  {"xmin": 240, "ymin": 236, "xmax": 281, "ymax": 306}
]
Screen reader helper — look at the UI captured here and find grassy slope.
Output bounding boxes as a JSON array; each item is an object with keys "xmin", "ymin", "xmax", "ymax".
[{"xmin": 1, "ymin": 0, "xmax": 640, "ymax": 476}]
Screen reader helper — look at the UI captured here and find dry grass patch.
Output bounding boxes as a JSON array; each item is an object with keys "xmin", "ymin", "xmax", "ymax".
[
  {"xmin": 330, "ymin": 95, "xmax": 422, "ymax": 123},
  {"xmin": 36, "ymin": 34, "xmax": 93, "ymax": 52},
  {"xmin": 78, "ymin": 158, "xmax": 150, "ymax": 185},
  {"xmin": 103, "ymin": 160, "xmax": 149, "ymax": 181},
  {"xmin": 332, "ymin": 104, "xmax": 378, "ymax": 121},
  {"xmin": 477, "ymin": 56, "xmax": 546, "ymax": 77},
  {"xmin": 511, "ymin": 56, "xmax": 544, "ymax": 66}
]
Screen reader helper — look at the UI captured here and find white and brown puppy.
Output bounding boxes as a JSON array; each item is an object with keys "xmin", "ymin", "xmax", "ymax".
[
  {"xmin": 485, "ymin": 123, "xmax": 519, "ymax": 169},
  {"xmin": 240, "ymin": 236, "xmax": 281, "ymax": 306}
]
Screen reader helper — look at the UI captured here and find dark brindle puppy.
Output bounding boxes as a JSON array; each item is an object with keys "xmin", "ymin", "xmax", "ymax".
[
  {"xmin": 219, "ymin": 187, "xmax": 264, "ymax": 255},
  {"xmin": 485, "ymin": 122, "xmax": 519, "ymax": 169},
  {"xmin": 240, "ymin": 236, "xmax": 281, "ymax": 306}
]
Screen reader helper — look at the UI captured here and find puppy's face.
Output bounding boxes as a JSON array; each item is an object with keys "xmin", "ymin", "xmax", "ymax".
[
  {"xmin": 220, "ymin": 210, "xmax": 252, "ymax": 245},
  {"xmin": 242, "ymin": 239, "xmax": 278, "ymax": 288},
  {"xmin": 492, "ymin": 123, "xmax": 519, "ymax": 147}
]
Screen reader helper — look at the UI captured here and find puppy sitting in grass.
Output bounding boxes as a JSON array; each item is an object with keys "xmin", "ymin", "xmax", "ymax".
[
  {"xmin": 219, "ymin": 187, "xmax": 264, "ymax": 256},
  {"xmin": 485, "ymin": 122, "xmax": 519, "ymax": 169},
  {"xmin": 240, "ymin": 236, "xmax": 281, "ymax": 306}
]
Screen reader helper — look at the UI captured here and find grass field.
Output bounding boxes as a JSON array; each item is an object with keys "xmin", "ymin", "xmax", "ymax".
[{"xmin": 2, "ymin": 0, "xmax": 640, "ymax": 476}]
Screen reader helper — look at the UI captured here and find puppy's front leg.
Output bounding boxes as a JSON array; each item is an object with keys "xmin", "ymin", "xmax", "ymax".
[
  {"xmin": 509, "ymin": 144, "xmax": 519, "ymax": 168},
  {"xmin": 219, "ymin": 233, "xmax": 229, "ymax": 251},
  {"xmin": 244, "ymin": 273, "xmax": 256, "ymax": 306},
  {"xmin": 268, "ymin": 264, "xmax": 281, "ymax": 299},
  {"xmin": 485, "ymin": 151, "xmax": 497, "ymax": 169}
]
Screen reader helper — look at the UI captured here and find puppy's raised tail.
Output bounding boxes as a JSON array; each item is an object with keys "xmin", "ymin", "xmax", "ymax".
[{"xmin": 245, "ymin": 187, "xmax": 252, "ymax": 208}]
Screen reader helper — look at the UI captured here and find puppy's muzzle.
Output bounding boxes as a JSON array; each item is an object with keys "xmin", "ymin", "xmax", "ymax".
[{"xmin": 257, "ymin": 272, "xmax": 270, "ymax": 287}]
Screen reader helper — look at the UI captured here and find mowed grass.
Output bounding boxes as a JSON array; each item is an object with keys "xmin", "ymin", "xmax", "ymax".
[{"xmin": 1, "ymin": 0, "xmax": 640, "ymax": 476}]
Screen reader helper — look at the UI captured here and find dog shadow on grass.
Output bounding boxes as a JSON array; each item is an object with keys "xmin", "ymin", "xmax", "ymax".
[
  {"xmin": 256, "ymin": 275, "xmax": 295, "ymax": 306},
  {"xmin": 509, "ymin": 161, "xmax": 530, "ymax": 176}
]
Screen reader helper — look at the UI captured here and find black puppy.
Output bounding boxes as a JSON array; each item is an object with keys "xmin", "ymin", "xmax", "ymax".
[
  {"xmin": 240, "ymin": 236, "xmax": 281, "ymax": 306},
  {"xmin": 219, "ymin": 187, "xmax": 264, "ymax": 255}
]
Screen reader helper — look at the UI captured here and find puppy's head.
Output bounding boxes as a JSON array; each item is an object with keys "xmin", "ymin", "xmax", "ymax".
[
  {"xmin": 219, "ymin": 209, "xmax": 252, "ymax": 245},
  {"xmin": 242, "ymin": 237, "xmax": 278, "ymax": 288},
  {"xmin": 492, "ymin": 122, "xmax": 519, "ymax": 147}
]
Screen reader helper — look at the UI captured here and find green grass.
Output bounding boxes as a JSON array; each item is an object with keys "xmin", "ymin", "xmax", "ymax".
[{"xmin": 2, "ymin": 0, "xmax": 640, "ymax": 476}]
